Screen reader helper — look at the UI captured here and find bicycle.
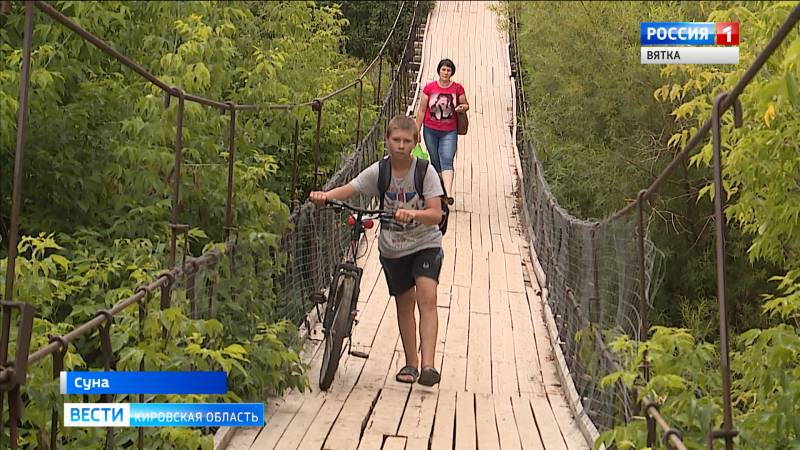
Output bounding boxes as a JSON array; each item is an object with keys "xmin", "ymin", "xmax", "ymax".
[{"xmin": 314, "ymin": 199, "xmax": 395, "ymax": 391}]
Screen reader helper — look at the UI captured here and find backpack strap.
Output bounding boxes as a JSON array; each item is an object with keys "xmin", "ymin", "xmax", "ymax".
[
  {"xmin": 414, "ymin": 158, "xmax": 429, "ymax": 200},
  {"xmin": 377, "ymin": 156, "xmax": 391, "ymax": 210}
]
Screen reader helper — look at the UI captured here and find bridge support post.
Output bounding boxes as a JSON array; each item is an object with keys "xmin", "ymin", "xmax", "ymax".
[
  {"xmin": 224, "ymin": 102, "xmax": 237, "ymax": 242},
  {"xmin": 355, "ymin": 79, "xmax": 364, "ymax": 149},
  {"xmin": 167, "ymin": 88, "xmax": 186, "ymax": 269},
  {"xmin": 312, "ymin": 99, "xmax": 324, "ymax": 188},
  {"xmin": 708, "ymin": 92, "xmax": 742, "ymax": 450},
  {"xmin": 291, "ymin": 119, "xmax": 301, "ymax": 210},
  {"xmin": 1, "ymin": 6, "xmax": 34, "ymax": 447},
  {"xmin": 636, "ymin": 189, "xmax": 657, "ymax": 446}
]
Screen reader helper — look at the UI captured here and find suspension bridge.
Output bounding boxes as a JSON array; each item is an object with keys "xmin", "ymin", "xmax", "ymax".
[
  {"xmin": 221, "ymin": 2, "xmax": 589, "ymax": 449},
  {"xmin": 2, "ymin": 0, "xmax": 798, "ymax": 449}
]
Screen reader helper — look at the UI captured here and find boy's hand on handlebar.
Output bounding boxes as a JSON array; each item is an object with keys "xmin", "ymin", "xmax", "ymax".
[
  {"xmin": 394, "ymin": 208, "xmax": 417, "ymax": 224},
  {"xmin": 309, "ymin": 191, "xmax": 327, "ymax": 207}
]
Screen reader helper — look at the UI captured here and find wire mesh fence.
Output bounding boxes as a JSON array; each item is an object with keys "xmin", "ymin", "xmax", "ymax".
[
  {"xmin": 510, "ymin": 4, "xmax": 799, "ymax": 448},
  {"xmin": 519, "ymin": 139, "xmax": 665, "ymax": 430}
]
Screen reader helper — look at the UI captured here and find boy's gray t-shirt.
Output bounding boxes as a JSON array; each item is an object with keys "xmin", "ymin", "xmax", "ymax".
[{"xmin": 350, "ymin": 157, "xmax": 444, "ymax": 259}]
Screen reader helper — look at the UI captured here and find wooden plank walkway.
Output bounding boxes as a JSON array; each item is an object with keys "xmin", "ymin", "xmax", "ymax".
[{"xmin": 222, "ymin": 2, "xmax": 590, "ymax": 449}]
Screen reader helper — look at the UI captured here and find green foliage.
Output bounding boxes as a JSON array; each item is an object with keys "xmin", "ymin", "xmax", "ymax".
[
  {"xmin": 509, "ymin": 0, "xmax": 800, "ymax": 447},
  {"xmin": 560, "ymin": 2, "xmax": 800, "ymax": 447},
  {"xmin": 660, "ymin": 1, "xmax": 800, "ymax": 311},
  {"xmin": 508, "ymin": 0, "xmax": 685, "ymax": 219},
  {"xmin": 509, "ymin": 0, "xmax": 785, "ymax": 334},
  {"xmin": 596, "ymin": 322, "xmax": 800, "ymax": 449},
  {"xmin": 1, "ymin": 234, "xmax": 308, "ymax": 449},
  {"xmin": 330, "ymin": 1, "xmax": 435, "ymax": 64},
  {"xmin": 0, "ymin": 0, "xmax": 398, "ymax": 447}
]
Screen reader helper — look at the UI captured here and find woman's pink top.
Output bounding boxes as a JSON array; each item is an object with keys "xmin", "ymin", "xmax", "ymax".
[{"xmin": 422, "ymin": 80, "xmax": 465, "ymax": 132}]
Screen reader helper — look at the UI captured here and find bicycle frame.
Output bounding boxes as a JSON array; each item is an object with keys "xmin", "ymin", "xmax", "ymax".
[{"xmin": 321, "ymin": 202, "xmax": 384, "ymax": 333}]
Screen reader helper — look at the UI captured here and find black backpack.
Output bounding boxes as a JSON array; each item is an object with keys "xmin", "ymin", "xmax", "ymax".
[{"xmin": 377, "ymin": 157, "xmax": 450, "ymax": 235}]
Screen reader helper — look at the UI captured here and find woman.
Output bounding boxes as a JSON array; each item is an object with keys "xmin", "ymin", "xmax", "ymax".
[{"xmin": 415, "ymin": 58, "xmax": 469, "ymax": 205}]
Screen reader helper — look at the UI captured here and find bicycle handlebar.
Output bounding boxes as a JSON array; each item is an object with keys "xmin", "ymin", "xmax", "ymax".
[{"xmin": 325, "ymin": 200, "xmax": 395, "ymax": 221}]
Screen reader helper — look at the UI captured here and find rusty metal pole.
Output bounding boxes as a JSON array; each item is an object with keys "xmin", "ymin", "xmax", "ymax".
[
  {"xmin": 0, "ymin": 9, "xmax": 34, "ymax": 446},
  {"xmin": 2, "ymin": 0, "xmax": 35, "ymax": 327},
  {"xmin": 134, "ymin": 288, "xmax": 149, "ymax": 450},
  {"xmin": 224, "ymin": 102, "xmax": 236, "ymax": 242},
  {"xmin": 291, "ymin": 119, "xmax": 300, "ymax": 210},
  {"xmin": 375, "ymin": 58, "xmax": 383, "ymax": 106},
  {"xmin": 355, "ymin": 79, "xmax": 364, "ymax": 147},
  {"xmin": 94, "ymin": 310, "xmax": 115, "ymax": 449},
  {"xmin": 638, "ymin": 192, "xmax": 656, "ymax": 446},
  {"xmin": 312, "ymin": 99, "xmax": 324, "ymax": 188},
  {"xmin": 160, "ymin": 273, "xmax": 174, "ymax": 339},
  {"xmin": 710, "ymin": 92, "xmax": 742, "ymax": 450},
  {"xmin": 168, "ymin": 88, "xmax": 185, "ymax": 269},
  {"xmin": 49, "ymin": 337, "xmax": 68, "ymax": 450}
]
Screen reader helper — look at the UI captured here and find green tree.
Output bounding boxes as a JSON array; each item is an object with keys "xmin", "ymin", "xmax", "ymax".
[
  {"xmin": 596, "ymin": 2, "xmax": 800, "ymax": 448},
  {"xmin": 0, "ymin": 1, "xmax": 396, "ymax": 447}
]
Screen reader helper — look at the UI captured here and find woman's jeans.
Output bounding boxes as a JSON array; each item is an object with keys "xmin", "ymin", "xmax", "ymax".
[{"xmin": 422, "ymin": 127, "xmax": 458, "ymax": 173}]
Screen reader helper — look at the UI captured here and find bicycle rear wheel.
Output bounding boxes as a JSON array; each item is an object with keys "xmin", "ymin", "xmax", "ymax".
[{"xmin": 319, "ymin": 274, "xmax": 356, "ymax": 391}]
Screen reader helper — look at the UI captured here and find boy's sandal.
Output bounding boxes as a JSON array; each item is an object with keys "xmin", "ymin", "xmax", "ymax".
[
  {"xmin": 396, "ymin": 366, "xmax": 419, "ymax": 384},
  {"xmin": 418, "ymin": 366, "xmax": 441, "ymax": 386}
]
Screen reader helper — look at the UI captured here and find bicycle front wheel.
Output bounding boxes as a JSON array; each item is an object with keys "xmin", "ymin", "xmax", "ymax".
[{"xmin": 319, "ymin": 274, "xmax": 356, "ymax": 391}]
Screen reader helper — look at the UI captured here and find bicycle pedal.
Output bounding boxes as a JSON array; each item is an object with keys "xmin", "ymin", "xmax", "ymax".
[
  {"xmin": 349, "ymin": 350, "xmax": 369, "ymax": 359},
  {"xmin": 310, "ymin": 292, "xmax": 327, "ymax": 305}
]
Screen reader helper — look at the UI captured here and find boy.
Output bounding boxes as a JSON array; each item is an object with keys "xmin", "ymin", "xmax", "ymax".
[{"xmin": 309, "ymin": 114, "xmax": 444, "ymax": 386}]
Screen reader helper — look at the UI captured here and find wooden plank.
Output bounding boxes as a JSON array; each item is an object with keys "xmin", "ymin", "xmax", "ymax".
[
  {"xmin": 509, "ymin": 292, "xmax": 544, "ymax": 396},
  {"xmin": 382, "ymin": 436, "xmax": 406, "ymax": 450},
  {"xmin": 272, "ymin": 395, "xmax": 325, "ymax": 450},
  {"xmin": 489, "ymin": 290, "xmax": 519, "ymax": 396},
  {"xmin": 352, "ymin": 278, "xmax": 392, "ymax": 348},
  {"xmin": 357, "ymin": 432, "xmax": 384, "ymax": 450},
  {"xmin": 511, "ymin": 396, "xmax": 545, "ymax": 450},
  {"xmin": 398, "ymin": 388, "xmax": 439, "ymax": 441},
  {"xmin": 444, "ymin": 286, "xmax": 469, "ymax": 355},
  {"xmin": 530, "ymin": 395, "xmax": 569, "ymax": 450},
  {"xmin": 471, "ymin": 249, "xmax": 490, "ymax": 292},
  {"xmin": 440, "ymin": 241, "xmax": 456, "ymax": 288},
  {"xmin": 441, "ymin": 285, "xmax": 468, "ymax": 392},
  {"xmin": 436, "ymin": 305, "xmax": 450, "ymax": 355},
  {"xmin": 298, "ymin": 356, "xmax": 367, "ymax": 449},
  {"xmin": 505, "ymin": 253, "xmax": 526, "ymax": 293},
  {"xmin": 384, "ymin": 350, "xmax": 405, "ymax": 388},
  {"xmin": 469, "ymin": 287, "xmax": 489, "ymax": 316},
  {"xmin": 471, "ymin": 211, "xmax": 482, "ymax": 250},
  {"xmin": 406, "ymin": 438, "xmax": 429, "ymax": 449},
  {"xmin": 489, "ymin": 290, "xmax": 516, "ymax": 364},
  {"xmin": 430, "ymin": 390, "xmax": 456, "ymax": 450},
  {"xmin": 491, "ymin": 359, "xmax": 519, "ymax": 397},
  {"xmin": 364, "ymin": 387, "xmax": 410, "ymax": 436},
  {"xmin": 488, "ymin": 251, "xmax": 508, "ymax": 292},
  {"xmin": 248, "ymin": 389, "xmax": 306, "ymax": 449},
  {"xmin": 437, "ymin": 284, "xmax": 452, "ymax": 309},
  {"xmin": 525, "ymin": 285, "xmax": 563, "ymax": 394},
  {"xmin": 546, "ymin": 393, "xmax": 591, "ymax": 450},
  {"xmin": 455, "ymin": 390, "xmax": 477, "ymax": 450},
  {"xmin": 493, "ymin": 395, "xmax": 523, "ymax": 450},
  {"xmin": 453, "ymin": 241, "xmax": 473, "ymax": 288},
  {"xmin": 475, "ymin": 393, "xmax": 501, "ymax": 450},
  {"xmin": 323, "ymin": 388, "xmax": 380, "ymax": 450},
  {"xmin": 358, "ymin": 289, "xmax": 402, "ymax": 387},
  {"xmin": 466, "ymin": 312, "xmax": 492, "ymax": 394}
]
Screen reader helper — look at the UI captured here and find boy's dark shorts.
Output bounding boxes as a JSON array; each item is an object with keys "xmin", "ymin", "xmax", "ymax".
[{"xmin": 379, "ymin": 247, "xmax": 444, "ymax": 296}]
